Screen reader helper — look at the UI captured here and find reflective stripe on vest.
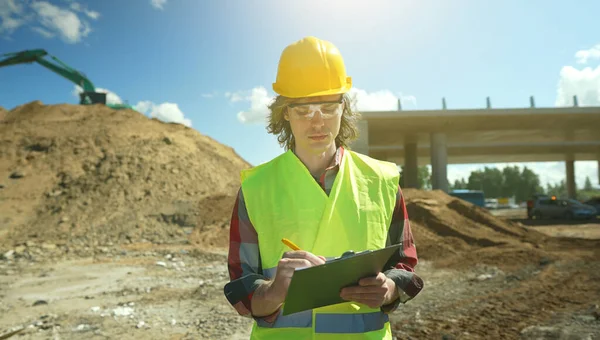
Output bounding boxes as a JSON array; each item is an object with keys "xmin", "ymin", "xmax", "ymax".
[
  {"xmin": 255, "ymin": 309, "xmax": 389, "ymax": 334},
  {"xmin": 241, "ymin": 149, "xmax": 399, "ymax": 340}
]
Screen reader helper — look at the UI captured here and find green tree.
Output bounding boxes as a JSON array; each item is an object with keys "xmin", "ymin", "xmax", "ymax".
[
  {"xmin": 501, "ymin": 165, "xmax": 521, "ymax": 197},
  {"xmin": 467, "ymin": 167, "xmax": 503, "ymax": 197},
  {"xmin": 518, "ymin": 166, "xmax": 544, "ymax": 202},
  {"xmin": 467, "ymin": 169, "xmax": 484, "ymax": 192},
  {"xmin": 464, "ymin": 165, "xmax": 543, "ymax": 201},
  {"xmin": 402, "ymin": 163, "xmax": 545, "ymax": 202},
  {"xmin": 418, "ymin": 166, "xmax": 431, "ymax": 189},
  {"xmin": 482, "ymin": 167, "xmax": 503, "ymax": 198},
  {"xmin": 584, "ymin": 176, "xmax": 593, "ymax": 191},
  {"xmin": 451, "ymin": 178, "xmax": 468, "ymax": 190},
  {"xmin": 546, "ymin": 180, "xmax": 566, "ymax": 198},
  {"xmin": 399, "ymin": 165, "xmax": 431, "ymax": 189}
]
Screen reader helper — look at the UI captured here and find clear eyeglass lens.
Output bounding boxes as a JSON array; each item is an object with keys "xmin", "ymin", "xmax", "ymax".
[{"xmin": 290, "ymin": 102, "xmax": 342, "ymax": 120}]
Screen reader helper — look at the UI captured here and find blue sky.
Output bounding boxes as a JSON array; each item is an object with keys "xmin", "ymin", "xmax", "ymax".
[{"xmin": 1, "ymin": 0, "xmax": 599, "ymax": 190}]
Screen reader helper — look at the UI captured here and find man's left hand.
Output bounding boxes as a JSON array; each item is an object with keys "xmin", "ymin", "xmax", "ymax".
[{"xmin": 339, "ymin": 272, "xmax": 398, "ymax": 308}]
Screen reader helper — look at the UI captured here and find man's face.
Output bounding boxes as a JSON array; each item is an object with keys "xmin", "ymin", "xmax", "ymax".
[{"xmin": 284, "ymin": 94, "xmax": 343, "ymax": 154}]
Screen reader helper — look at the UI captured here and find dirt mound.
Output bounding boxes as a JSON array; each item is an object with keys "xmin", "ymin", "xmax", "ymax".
[
  {"xmin": 188, "ymin": 193, "xmax": 237, "ymax": 248},
  {"xmin": 0, "ymin": 101, "xmax": 251, "ymax": 250},
  {"xmin": 0, "ymin": 106, "xmax": 6, "ymax": 121},
  {"xmin": 402, "ymin": 189, "xmax": 549, "ymax": 270},
  {"xmin": 0, "ymin": 101, "xmax": 580, "ymax": 273}
]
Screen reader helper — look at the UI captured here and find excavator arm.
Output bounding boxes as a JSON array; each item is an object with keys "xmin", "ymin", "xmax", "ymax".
[
  {"xmin": 0, "ymin": 49, "xmax": 96, "ymax": 94},
  {"xmin": 0, "ymin": 49, "xmax": 132, "ymax": 109}
]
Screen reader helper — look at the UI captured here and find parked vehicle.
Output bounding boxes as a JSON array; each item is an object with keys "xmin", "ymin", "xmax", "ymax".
[
  {"xmin": 583, "ymin": 197, "xmax": 600, "ymax": 216},
  {"xmin": 485, "ymin": 198, "xmax": 498, "ymax": 210},
  {"xmin": 529, "ymin": 196, "xmax": 597, "ymax": 220},
  {"xmin": 449, "ymin": 190, "xmax": 485, "ymax": 208},
  {"xmin": 527, "ymin": 194, "xmax": 548, "ymax": 218}
]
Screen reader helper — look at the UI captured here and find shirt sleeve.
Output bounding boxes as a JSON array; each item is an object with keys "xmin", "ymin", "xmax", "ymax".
[
  {"xmin": 223, "ymin": 188, "xmax": 281, "ymax": 324},
  {"xmin": 381, "ymin": 185, "xmax": 424, "ymax": 314}
]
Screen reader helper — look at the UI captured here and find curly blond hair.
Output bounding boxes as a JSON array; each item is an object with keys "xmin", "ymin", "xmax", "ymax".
[{"xmin": 265, "ymin": 93, "xmax": 361, "ymax": 151}]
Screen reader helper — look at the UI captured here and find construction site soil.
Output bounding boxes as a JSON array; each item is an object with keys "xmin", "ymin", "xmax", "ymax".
[{"xmin": 1, "ymin": 102, "xmax": 599, "ymax": 339}]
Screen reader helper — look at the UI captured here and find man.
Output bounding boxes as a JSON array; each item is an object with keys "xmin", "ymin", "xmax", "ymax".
[{"xmin": 224, "ymin": 36, "xmax": 423, "ymax": 339}]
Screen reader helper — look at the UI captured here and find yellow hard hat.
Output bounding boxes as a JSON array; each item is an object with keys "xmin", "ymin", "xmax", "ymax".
[{"xmin": 272, "ymin": 36, "xmax": 352, "ymax": 98}]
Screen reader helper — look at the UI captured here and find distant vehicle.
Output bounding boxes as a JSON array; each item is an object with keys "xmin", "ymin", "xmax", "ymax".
[
  {"xmin": 529, "ymin": 196, "xmax": 597, "ymax": 220},
  {"xmin": 449, "ymin": 190, "xmax": 485, "ymax": 208},
  {"xmin": 485, "ymin": 198, "xmax": 498, "ymax": 210},
  {"xmin": 527, "ymin": 194, "xmax": 549, "ymax": 218},
  {"xmin": 583, "ymin": 197, "xmax": 600, "ymax": 216},
  {"xmin": 497, "ymin": 197, "xmax": 510, "ymax": 209}
]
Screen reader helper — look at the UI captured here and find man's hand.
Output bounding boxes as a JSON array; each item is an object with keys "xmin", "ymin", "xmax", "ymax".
[
  {"xmin": 268, "ymin": 250, "xmax": 326, "ymax": 303},
  {"xmin": 339, "ymin": 272, "xmax": 398, "ymax": 309},
  {"xmin": 251, "ymin": 250, "xmax": 325, "ymax": 317}
]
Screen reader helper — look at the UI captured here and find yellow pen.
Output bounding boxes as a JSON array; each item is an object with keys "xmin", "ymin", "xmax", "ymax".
[{"xmin": 281, "ymin": 238, "xmax": 301, "ymax": 251}]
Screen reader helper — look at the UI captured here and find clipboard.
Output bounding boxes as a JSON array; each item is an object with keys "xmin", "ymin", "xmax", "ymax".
[{"xmin": 282, "ymin": 243, "xmax": 401, "ymax": 316}]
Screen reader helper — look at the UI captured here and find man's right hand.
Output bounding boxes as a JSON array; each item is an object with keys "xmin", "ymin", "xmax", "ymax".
[
  {"xmin": 251, "ymin": 250, "xmax": 325, "ymax": 317},
  {"xmin": 268, "ymin": 250, "xmax": 326, "ymax": 303}
]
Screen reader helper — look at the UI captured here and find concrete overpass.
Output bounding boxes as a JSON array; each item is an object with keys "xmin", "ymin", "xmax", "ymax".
[{"xmin": 350, "ymin": 96, "xmax": 600, "ymax": 199}]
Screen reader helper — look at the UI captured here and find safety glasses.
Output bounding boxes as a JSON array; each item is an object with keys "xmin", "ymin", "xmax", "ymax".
[{"xmin": 287, "ymin": 98, "xmax": 344, "ymax": 120}]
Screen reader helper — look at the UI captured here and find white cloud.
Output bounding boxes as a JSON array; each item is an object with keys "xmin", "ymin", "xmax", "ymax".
[
  {"xmin": 0, "ymin": 0, "xmax": 26, "ymax": 34},
  {"xmin": 85, "ymin": 10, "xmax": 99, "ymax": 20},
  {"xmin": 236, "ymin": 87, "xmax": 273, "ymax": 124},
  {"xmin": 348, "ymin": 88, "xmax": 417, "ymax": 111},
  {"xmin": 134, "ymin": 101, "xmax": 153, "ymax": 114},
  {"xmin": 69, "ymin": 2, "xmax": 100, "ymax": 20},
  {"xmin": 69, "ymin": 2, "xmax": 81, "ymax": 11},
  {"xmin": 555, "ymin": 65, "xmax": 600, "ymax": 107},
  {"xmin": 72, "ymin": 85, "xmax": 123, "ymax": 105},
  {"xmin": 31, "ymin": 1, "xmax": 92, "ymax": 43},
  {"xmin": 448, "ymin": 161, "xmax": 599, "ymax": 191},
  {"xmin": 31, "ymin": 26, "xmax": 54, "ymax": 38},
  {"xmin": 397, "ymin": 93, "xmax": 418, "ymax": 109},
  {"xmin": 225, "ymin": 91, "xmax": 245, "ymax": 103},
  {"xmin": 201, "ymin": 91, "xmax": 218, "ymax": 98},
  {"xmin": 151, "ymin": 0, "xmax": 167, "ymax": 10},
  {"xmin": 575, "ymin": 44, "xmax": 600, "ymax": 64},
  {"xmin": 0, "ymin": 1, "xmax": 98, "ymax": 43},
  {"xmin": 555, "ymin": 43, "xmax": 600, "ymax": 107},
  {"xmin": 348, "ymin": 88, "xmax": 397, "ymax": 111},
  {"xmin": 135, "ymin": 101, "xmax": 192, "ymax": 127}
]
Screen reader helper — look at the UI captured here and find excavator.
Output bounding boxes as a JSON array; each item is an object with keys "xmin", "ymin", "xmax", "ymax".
[{"xmin": 0, "ymin": 49, "xmax": 133, "ymax": 110}]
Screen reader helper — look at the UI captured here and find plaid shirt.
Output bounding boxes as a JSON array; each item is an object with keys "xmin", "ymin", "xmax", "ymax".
[{"xmin": 225, "ymin": 147, "xmax": 423, "ymax": 324}]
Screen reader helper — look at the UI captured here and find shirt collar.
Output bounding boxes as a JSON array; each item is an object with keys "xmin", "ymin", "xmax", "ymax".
[
  {"xmin": 328, "ymin": 146, "xmax": 344, "ymax": 169},
  {"xmin": 290, "ymin": 146, "xmax": 344, "ymax": 171}
]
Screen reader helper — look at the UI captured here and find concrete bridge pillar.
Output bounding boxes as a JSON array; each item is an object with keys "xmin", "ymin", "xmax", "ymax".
[
  {"xmin": 403, "ymin": 141, "xmax": 419, "ymax": 189},
  {"xmin": 566, "ymin": 159, "xmax": 576, "ymax": 199},
  {"xmin": 430, "ymin": 132, "xmax": 448, "ymax": 192}
]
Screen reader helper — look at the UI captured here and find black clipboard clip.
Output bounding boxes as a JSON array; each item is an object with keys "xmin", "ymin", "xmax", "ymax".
[{"xmin": 325, "ymin": 249, "xmax": 373, "ymax": 263}]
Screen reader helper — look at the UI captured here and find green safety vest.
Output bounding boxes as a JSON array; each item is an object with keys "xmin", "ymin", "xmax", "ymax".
[{"xmin": 240, "ymin": 149, "xmax": 399, "ymax": 340}]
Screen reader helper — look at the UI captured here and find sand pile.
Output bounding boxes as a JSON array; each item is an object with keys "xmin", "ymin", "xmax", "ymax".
[
  {"xmin": 0, "ymin": 101, "xmax": 250, "ymax": 250},
  {"xmin": 402, "ymin": 188, "xmax": 552, "ymax": 270}
]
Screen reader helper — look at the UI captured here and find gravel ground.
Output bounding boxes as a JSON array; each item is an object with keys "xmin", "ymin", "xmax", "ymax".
[
  {"xmin": 0, "ymin": 245, "xmax": 253, "ymax": 340},
  {"xmin": 1, "ymin": 221, "xmax": 599, "ymax": 340}
]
